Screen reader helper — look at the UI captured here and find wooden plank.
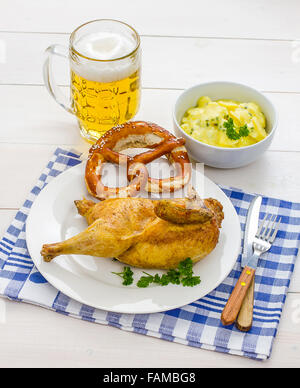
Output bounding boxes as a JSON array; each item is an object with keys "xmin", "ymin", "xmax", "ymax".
[
  {"xmin": 0, "ymin": 210, "xmax": 16, "ymax": 235},
  {"xmin": 0, "ymin": 0, "xmax": 300, "ymax": 40},
  {"xmin": 0, "ymin": 85, "xmax": 82, "ymax": 146},
  {"xmin": 205, "ymin": 150, "xmax": 300, "ymax": 203},
  {"xmin": 0, "ymin": 292, "xmax": 299, "ymax": 367},
  {"xmin": 0, "ymin": 144, "xmax": 56, "ymax": 209},
  {"xmin": 291, "ymin": 257, "xmax": 300, "ymax": 293},
  {"xmin": 0, "ymin": 85, "xmax": 299, "ymax": 152},
  {"xmin": 0, "ymin": 33, "xmax": 299, "ymax": 92}
]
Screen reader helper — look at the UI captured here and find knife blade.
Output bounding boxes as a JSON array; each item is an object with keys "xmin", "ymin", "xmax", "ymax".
[{"xmin": 241, "ymin": 195, "xmax": 262, "ymax": 268}]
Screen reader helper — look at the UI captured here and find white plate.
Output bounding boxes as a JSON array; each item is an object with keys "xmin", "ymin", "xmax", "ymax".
[{"xmin": 26, "ymin": 162, "xmax": 241, "ymax": 314}]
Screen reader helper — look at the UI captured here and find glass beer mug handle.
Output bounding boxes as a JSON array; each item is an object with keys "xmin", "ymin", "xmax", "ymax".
[{"xmin": 43, "ymin": 44, "xmax": 73, "ymax": 114}]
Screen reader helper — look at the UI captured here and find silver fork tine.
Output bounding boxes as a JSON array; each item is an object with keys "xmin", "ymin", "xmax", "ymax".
[
  {"xmin": 263, "ymin": 214, "xmax": 277, "ymax": 240},
  {"xmin": 256, "ymin": 213, "xmax": 268, "ymax": 237},
  {"xmin": 260, "ymin": 213, "xmax": 273, "ymax": 239},
  {"xmin": 269, "ymin": 217, "xmax": 282, "ymax": 243}
]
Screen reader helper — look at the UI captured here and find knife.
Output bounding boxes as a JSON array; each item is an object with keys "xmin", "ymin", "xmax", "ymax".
[
  {"xmin": 235, "ymin": 195, "xmax": 262, "ymax": 331},
  {"xmin": 221, "ymin": 196, "xmax": 262, "ymax": 331}
]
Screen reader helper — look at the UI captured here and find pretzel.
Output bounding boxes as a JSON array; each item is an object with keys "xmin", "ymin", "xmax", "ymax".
[{"xmin": 85, "ymin": 121, "xmax": 191, "ymax": 200}]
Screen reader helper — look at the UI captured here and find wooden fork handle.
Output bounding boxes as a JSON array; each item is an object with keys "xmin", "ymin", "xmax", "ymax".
[
  {"xmin": 221, "ymin": 266, "xmax": 255, "ymax": 326},
  {"xmin": 235, "ymin": 275, "xmax": 255, "ymax": 331}
]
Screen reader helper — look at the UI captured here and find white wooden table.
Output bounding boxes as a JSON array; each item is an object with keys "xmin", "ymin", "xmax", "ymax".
[{"xmin": 0, "ymin": 0, "xmax": 300, "ymax": 368}]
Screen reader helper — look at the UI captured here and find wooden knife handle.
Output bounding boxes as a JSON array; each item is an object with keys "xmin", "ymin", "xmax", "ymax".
[
  {"xmin": 235, "ymin": 275, "xmax": 255, "ymax": 331},
  {"xmin": 221, "ymin": 266, "xmax": 255, "ymax": 326}
]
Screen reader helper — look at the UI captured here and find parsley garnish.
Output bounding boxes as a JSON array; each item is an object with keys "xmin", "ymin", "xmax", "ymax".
[
  {"xmin": 178, "ymin": 258, "xmax": 194, "ymax": 277},
  {"xmin": 113, "ymin": 258, "xmax": 201, "ymax": 288},
  {"xmin": 223, "ymin": 118, "xmax": 250, "ymax": 140},
  {"xmin": 181, "ymin": 276, "xmax": 201, "ymax": 287},
  {"xmin": 111, "ymin": 266, "xmax": 134, "ymax": 286},
  {"xmin": 165, "ymin": 269, "xmax": 181, "ymax": 285},
  {"xmin": 238, "ymin": 124, "xmax": 250, "ymax": 137},
  {"xmin": 136, "ymin": 272, "xmax": 161, "ymax": 288}
]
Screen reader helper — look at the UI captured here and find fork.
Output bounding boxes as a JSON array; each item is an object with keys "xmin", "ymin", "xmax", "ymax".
[{"xmin": 221, "ymin": 213, "xmax": 281, "ymax": 326}]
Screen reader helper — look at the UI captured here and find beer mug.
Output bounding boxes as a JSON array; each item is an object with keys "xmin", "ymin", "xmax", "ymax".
[{"xmin": 43, "ymin": 19, "xmax": 141, "ymax": 142}]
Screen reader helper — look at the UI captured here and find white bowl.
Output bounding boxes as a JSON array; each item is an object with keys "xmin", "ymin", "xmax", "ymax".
[{"xmin": 173, "ymin": 81, "xmax": 278, "ymax": 168}]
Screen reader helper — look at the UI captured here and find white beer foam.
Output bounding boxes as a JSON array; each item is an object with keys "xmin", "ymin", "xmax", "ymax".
[{"xmin": 71, "ymin": 31, "xmax": 139, "ymax": 83}]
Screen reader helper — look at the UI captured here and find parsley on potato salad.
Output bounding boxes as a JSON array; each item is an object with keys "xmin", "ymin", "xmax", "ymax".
[{"xmin": 180, "ymin": 96, "xmax": 267, "ymax": 148}]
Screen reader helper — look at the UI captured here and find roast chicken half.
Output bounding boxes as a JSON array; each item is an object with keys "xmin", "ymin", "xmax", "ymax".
[{"xmin": 41, "ymin": 195, "xmax": 224, "ymax": 269}]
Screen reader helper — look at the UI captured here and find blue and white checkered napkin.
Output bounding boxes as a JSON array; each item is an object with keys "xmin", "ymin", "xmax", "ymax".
[{"xmin": 0, "ymin": 148, "xmax": 299, "ymax": 360}]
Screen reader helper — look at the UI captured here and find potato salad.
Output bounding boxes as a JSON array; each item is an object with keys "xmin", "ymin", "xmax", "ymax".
[{"xmin": 180, "ymin": 96, "xmax": 267, "ymax": 148}]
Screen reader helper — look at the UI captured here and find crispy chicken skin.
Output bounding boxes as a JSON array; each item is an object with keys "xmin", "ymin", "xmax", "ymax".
[{"xmin": 41, "ymin": 197, "xmax": 224, "ymax": 269}]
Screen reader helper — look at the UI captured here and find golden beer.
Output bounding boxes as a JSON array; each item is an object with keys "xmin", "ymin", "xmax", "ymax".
[
  {"xmin": 43, "ymin": 20, "xmax": 141, "ymax": 143},
  {"xmin": 71, "ymin": 68, "xmax": 140, "ymax": 140}
]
